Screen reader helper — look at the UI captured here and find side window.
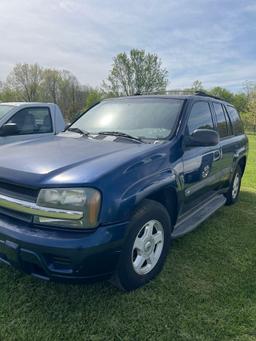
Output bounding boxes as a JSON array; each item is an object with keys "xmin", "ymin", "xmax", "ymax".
[
  {"xmin": 226, "ymin": 106, "xmax": 244, "ymax": 135},
  {"xmin": 222, "ymin": 105, "xmax": 233, "ymax": 136},
  {"xmin": 213, "ymin": 102, "xmax": 228, "ymax": 138},
  {"xmin": 187, "ymin": 101, "xmax": 214, "ymax": 135},
  {"xmin": 8, "ymin": 107, "xmax": 53, "ymax": 135}
]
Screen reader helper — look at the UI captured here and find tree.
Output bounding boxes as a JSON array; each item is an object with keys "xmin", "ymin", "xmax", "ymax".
[
  {"xmin": 102, "ymin": 49, "xmax": 168, "ymax": 96},
  {"xmin": 209, "ymin": 86, "xmax": 234, "ymax": 103},
  {"xmin": 191, "ymin": 80, "xmax": 204, "ymax": 92},
  {"xmin": 208, "ymin": 86, "xmax": 248, "ymax": 113},
  {"xmin": 244, "ymin": 82, "xmax": 256, "ymax": 132},
  {"xmin": 0, "ymin": 85, "xmax": 19, "ymax": 102},
  {"xmin": 40, "ymin": 68, "xmax": 61, "ymax": 103},
  {"xmin": 1, "ymin": 63, "xmax": 91, "ymax": 121},
  {"xmin": 0, "ymin": 79, "xmax": 22, "ymax": 102},
  {"xmin": 6, "ymin": 63, "xmax": 43, "ymax": 101},
  {"xmin": 84, "ymin": 88, "xmax": 103, "ymax": 111},
  {"xmin": 232, "ymin": 93, "xmax": 248, "ymax": 113},
  {"xmin": 57, "ymin": 70, "xmax": 89, "ymax": 121}
]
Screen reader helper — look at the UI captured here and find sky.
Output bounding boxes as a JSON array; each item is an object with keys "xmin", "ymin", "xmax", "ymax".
[{"xmin": 0, "ymin": 0, "xmax": 255, "ymax": 92}]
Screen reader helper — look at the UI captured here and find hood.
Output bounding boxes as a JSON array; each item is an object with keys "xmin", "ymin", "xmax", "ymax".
[{"xmin": 0, "ymin": 133, "xmax": 156, "ymax": 187}]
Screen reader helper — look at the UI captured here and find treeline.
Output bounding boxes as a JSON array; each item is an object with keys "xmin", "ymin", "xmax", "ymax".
[
  {"xmin": 0, "ymin": 49, "xmax": 255, "ymax": 132},
  {"xmin": 0, "ymin": 64, "xmax": 92, "ymax": 121}
]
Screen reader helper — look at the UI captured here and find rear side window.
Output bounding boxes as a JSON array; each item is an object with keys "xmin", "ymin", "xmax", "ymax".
[
  {"xmin": 187, "ymin": 101, "xmax": 214, "ymax": 135},
  {"xmin": 222, "ymin": 105, "xmax": 233, "ymax": 136},
  {"xmin": 226, "ymin": 106, "xmax": 244, "ymax": 135},
  {"xmin": 8, "ymin": 107, "xmax": 53, "ymax": 135},
  {"xmin": 213, "ymin": 102, "xmax": 229, "ymax": 138}
]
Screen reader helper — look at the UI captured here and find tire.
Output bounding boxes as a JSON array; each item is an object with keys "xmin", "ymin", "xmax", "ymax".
[
  {"xmin": 111, "ymin": 199, "xmax": 172, "ymax": 291},
  {"xmin": 225, "ymin": 165, "xmax": 242, "ymax": 205}
]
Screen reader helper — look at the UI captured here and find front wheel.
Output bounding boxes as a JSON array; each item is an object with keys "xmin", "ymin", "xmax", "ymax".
[
  {"xmin": 111, "ymin": 200, "xmax": 172, "ymax": 291},
  {"xmin": 225, "ymin": 165, "xmax": 242, "ymax": 205}
]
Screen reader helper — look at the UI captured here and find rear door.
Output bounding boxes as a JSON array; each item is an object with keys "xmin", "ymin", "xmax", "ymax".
[
  {"xmin": 210, "ymin": 102, "xmax": 234, "ymax": 188},
  {"xmin": 224, "ymin": 105, "xmax": 247, "ymax": 178},
  {"xmin": 181, "ymin": 100, "xmax": 223, "ymax": 213}
]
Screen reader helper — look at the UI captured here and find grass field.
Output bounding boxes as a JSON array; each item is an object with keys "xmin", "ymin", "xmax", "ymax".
[{"xmin": 0, "ymin": 136, "xmax": 255, "ymax": 341}]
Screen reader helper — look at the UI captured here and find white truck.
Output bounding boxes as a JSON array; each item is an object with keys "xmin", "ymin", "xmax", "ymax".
[{"xmin": 0, "ymin": 102, "xmax": 65, "ymax": 145}]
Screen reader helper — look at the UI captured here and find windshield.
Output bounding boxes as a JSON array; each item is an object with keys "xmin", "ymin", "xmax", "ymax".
[
  {"xmin": 0, "ymin": 105, "xmax": 14, "ymax": 119},
  {"xmin": 71, "ymin": 98, "xmax": 184, "ymax": 140}
]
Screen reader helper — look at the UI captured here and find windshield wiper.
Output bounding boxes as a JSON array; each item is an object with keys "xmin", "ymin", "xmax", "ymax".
[
  {"xmin": 97, "ymin": 131, "xmax": 143, "ymax": 143},
  {"xmin": 67, "ymin": 127, "xmax": 90, "ymax": 135}
]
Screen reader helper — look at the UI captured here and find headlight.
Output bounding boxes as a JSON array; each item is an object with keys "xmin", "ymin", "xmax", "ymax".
[{"xmin": 34, "ymin": 188, "xmax": 101, "ymax": 229}]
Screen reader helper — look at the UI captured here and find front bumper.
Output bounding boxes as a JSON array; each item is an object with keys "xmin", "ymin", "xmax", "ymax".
[{"xmin": 0, "ymin": 214, "xmax": 129, "ymax": 281}]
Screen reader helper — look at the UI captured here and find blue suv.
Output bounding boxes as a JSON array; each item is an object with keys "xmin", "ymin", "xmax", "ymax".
[{"xmin": 0, "ymin": 92, "xmax": 248, "ymax": 291}]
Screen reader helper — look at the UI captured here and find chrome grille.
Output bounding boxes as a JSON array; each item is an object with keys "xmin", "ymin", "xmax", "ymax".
[
  {"xmin": 0, "ymin": 182, "xmax": 38, "ymax": 222},
  {"xmin": 0, "ymin": 182, "xmax": 39, "ymax": 203}
]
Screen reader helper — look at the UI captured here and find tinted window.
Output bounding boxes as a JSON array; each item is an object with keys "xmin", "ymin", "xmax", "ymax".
[
  {"xmin": 8, "ymin": 107, "xmax": 53, "ymax": 135},
  {"xmin": 72, "ymin": 98, "xmax": 184, "ymax": 140},
  {"xmin": 223, "ymin": 105, "xmax": 233, "ymax": 136},
  {"xmin": 213, "ymin": 102, "xmax": 228, "ymax": 138},
  {"xmin": 187, "ymin": 101, "xmax": 214, "ymax": 135},
  {"xmin": 226, "ymin": 106, "xmax": 244, "ymax": 135}
]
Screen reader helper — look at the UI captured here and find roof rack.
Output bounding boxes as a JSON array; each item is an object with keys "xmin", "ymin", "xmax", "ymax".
[
  {"xmin": 134, "ymin": 90, "xmax": 194, "ymax": 96},
  {"xmin": 133, "ymin": 90, "xmax": 224, "ymax": 101},
  {"xmin": 194, "ymin": 91, "xmax": 223, "ymax": 101}
]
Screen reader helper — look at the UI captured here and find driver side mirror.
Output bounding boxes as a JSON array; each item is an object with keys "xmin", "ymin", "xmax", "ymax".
[
  {"xmin": 0, "ymin": 123, "xmax": 18, "ymax": 136},
  {"xmin": 185, "ymin": 129, "xmax": 219, "ymax": 147}
]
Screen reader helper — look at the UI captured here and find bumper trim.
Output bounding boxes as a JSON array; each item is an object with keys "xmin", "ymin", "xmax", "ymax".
[
  {"xmin": 0, "ymin": 193, "xmax": 83, "ymax": 220},
  {"xmin": 0, "ymin": 215, "xmax": 129, "ymax": 280}
]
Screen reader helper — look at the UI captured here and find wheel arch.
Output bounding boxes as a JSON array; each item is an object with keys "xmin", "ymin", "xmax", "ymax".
[
  {"xmin": 238, "ymin": 156, "xmax": 247, "ymax": 176},
  {"xmin": 138, "ymin": 186, "xmax": 179, "ymax": 229}
]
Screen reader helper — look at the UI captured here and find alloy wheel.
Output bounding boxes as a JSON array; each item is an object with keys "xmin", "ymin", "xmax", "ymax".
[{"xmin": 131, "ymin": 219, "xmax": 164, "ymax": 275}]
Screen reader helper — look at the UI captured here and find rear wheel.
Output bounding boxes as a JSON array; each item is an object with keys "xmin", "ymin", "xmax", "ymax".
[
  {"xmin": 111, "ymin": 200, "xmax": 172, "ymax": 291},
  {"xmin": 225, "ymin": 165, "xmax": 242, "ymax": 205}
]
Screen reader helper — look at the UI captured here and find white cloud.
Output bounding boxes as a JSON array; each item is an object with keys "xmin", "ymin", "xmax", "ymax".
[{"xmin": 0, "ymin": 0, "xmax": 255, "ymax": 90}]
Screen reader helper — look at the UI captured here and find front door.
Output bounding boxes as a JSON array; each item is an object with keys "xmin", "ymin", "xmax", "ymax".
[
  {"xmin": 181, "ymin": 101, "xmax": 222, "ymax": 213},
  {"xmin": 0, "ymin": 106, "xmax": 54, "ymax": 145}
]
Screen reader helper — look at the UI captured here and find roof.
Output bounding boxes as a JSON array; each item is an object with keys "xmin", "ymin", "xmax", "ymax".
[
  {"xmin": 103, "ymin": 91, "xmax": 231, "ymax": 104},
  {"xmin": 0, "ymin": 102, "xmax": 55, "ymax": 106},
  {"xmin": 104, "ymin": 94, "xmax": 230, "ymax": 104}
]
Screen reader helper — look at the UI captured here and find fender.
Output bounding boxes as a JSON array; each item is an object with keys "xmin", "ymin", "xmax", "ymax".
[
  {"xmin": 105, "ymin": 167, "xmax": 181, "ymax": 225},
  {"xmin": 229, "ymin": 137, "xmax": 248, "ymax": 183},
  {"xmin": 98, "ymin": 139, "xmax": 184, "ymax": 225}
]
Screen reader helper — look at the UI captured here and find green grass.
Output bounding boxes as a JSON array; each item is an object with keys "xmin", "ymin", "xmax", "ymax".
[{"xmin": 0, "ymin": 136, "xmax": 255, "ymax": 341}]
